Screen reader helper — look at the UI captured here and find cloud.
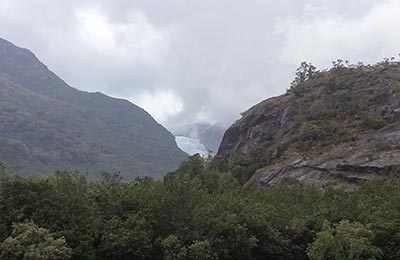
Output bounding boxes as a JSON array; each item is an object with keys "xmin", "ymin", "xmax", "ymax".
[
  {"xmin": 0, "ymin": 0, "xmax": 398, "ymax": 130},
  {"xmin": 134, "ymin": 90, "xmax": 183, "ymax": 123},
  {"xmin": 277, "ymin": 0, "xmax": 400, "ymax": 68},
  {"xmin": 75, "ymin": 6, "xmax": 170, "ymax": 65}
]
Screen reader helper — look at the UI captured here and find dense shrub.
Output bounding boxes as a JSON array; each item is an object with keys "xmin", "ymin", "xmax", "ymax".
[{"xmin": 1, "ymin": 157, "xmax": 400, "ymax": 259}]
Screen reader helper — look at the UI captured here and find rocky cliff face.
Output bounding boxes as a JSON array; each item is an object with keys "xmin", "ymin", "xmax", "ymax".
[
  {"xmin": 0, "ymin": 38, "xmax": 187, "ymax": 179},
  {"xmin": 217, "ymin": 62, "xmax": 400, "ymax": 188}
]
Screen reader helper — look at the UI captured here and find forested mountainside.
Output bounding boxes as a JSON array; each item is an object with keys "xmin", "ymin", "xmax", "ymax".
[
  {"xmin": 0, "ymin": 38, "xmax": 187, "ymax": 179},
  {"xmin": 216, "ymin": 60, "xmax": 400, "ymax": 188}
]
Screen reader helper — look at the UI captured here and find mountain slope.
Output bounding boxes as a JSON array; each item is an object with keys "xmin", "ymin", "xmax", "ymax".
[
  {"xmin": 0, "ymin": 38, "xmax": 187, "ymax": 179},
  {"xmin": 216, "ymin": 61, "xmax": 400, "ymax": 188}
]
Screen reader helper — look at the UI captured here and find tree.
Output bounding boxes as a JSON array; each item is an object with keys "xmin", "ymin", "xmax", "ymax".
[
  {"xmin": 0, "ymin": 221, "xmax": 72, "ymax": 260},
  {"xmin": 186, "ymin": 240, "xmax": 215, "ymax": 260},
  {"xmin": 307, "ymin": 220, "xmax": 381, "ymax": 260},
  {"xmin": 332, "ymin": 59, "xmax": 345, "ymax": 69},
  {"xmin": 174, "ymin": 154, "xmax": 206, "ymax": 178},
  {"xmin": 99, "ymin": 215, "xmax": 154, "ymax": 260},
  {"xmin": 161, "ymin": 235, "xmax": 215, "ymax": 260},
  {"xmin": 161, "ymin": 235, "xmax": 188, "ymax": 260},
  {"xmin": 0, "ymin": 162, "xmax": 7, "ymax": 175},
  {"xmin": 306, "ymin": 222, "xmax": 334, "ymax": 260},
  {"xmin": 290, "ymin": 62, "xmax": 317, "ymax": 89},
  {"xmin": 0, "ymin": 163, "xmax": 10, "ymax": 188}
]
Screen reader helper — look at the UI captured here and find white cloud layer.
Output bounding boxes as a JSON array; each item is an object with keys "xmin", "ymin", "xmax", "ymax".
[
  {"xmin": 0, "ymin": 0, "xmax": 399, "ymax": 129},
  {"xmin": 75, "ymin": 6, "xmax": 169, "ymax": 65},
  {"xmin": 134, "ymin": 91, "xmax": 183, "ymax": 123},
  {"xmin": 277, "ymin": 0, "xmax": 400, "ymax": 68}
]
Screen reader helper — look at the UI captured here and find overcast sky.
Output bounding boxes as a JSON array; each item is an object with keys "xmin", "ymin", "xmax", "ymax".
[{"xmin": 1, "ymin": 0, "xmax": 400, "ymax": 130}]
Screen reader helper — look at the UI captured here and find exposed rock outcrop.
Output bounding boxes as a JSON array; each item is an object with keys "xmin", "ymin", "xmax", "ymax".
[{"xmin": 217, "ymin": 62, "xmax": 400, "ymax": 187}]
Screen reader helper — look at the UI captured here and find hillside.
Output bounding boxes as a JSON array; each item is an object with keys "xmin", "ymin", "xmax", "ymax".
[
  {"xmin": 216, "ymin": 60, "xmax": 400, "ymax": 188},
  {"xmin": 0, "ymin": 38, "xmax": 187, "ymax": 179}
]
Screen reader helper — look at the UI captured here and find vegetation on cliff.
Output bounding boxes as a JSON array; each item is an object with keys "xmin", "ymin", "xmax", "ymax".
[{"xmin": 216, "ymin": 58, "xmax": 400, "ymax": 186}]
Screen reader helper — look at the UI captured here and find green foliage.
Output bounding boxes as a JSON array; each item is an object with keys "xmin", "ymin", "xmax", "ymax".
[
  {"xmin": 307, "ymin": 220, "xmax": 382, "ymax": 260},
  {"xmin": 99, "ymin": 215, "xmax": 153, "ymax": 259},
  {"xmin": 174, "ymin": 154, "xmax": 206, "ymax": 177},
  {"xmin": 306, "ymin": 222, "xmax": 334, "ymax": 260},
  {"xmin": 290, "ymin": 121, "xmax": 355, "ymax": 152},
  {"xmin": 1, "ymin": 170, "xmax": 400, "ymax": 259},
  {"xmin": 289, "ymin": 62, "xmax": 318, "ymax": 95},
  {"xmin": 229, "ymin": 152, "xmax": 273, "ymax": 184},
  {"xmin": 282, "ymin": 59, "xmax": 400, "ymax": 155},
  {"xmin": 331, "ymin": 59, "xmax": 351, "ymax": 73},
  {"xmin": 186, "ymin": 240, "xmax": 214, "ymax": 260},
  {"xmin": 161, "ymin": 235, "xmax": 214, "ymax": 260},
  {"xmin": 0, "ymin": 222, "xmax": 72, "ymax": 260},
  {"xmin": 0, "ymin": 162, "xmax": 8, "ymax": 176},
  {"xmin": 359, "ymin": 115, "xmax": 387, "ymax": 130},
  {"xmin": 161, "ymin": 235, "xmax": 188, "ymax": 260},
  {"xmin": 307, "ymin": 110, "xmax": 337, "ymax": 122}
]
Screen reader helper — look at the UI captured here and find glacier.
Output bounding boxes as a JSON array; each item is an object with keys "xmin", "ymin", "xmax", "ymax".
[{"xmin": 175, "ymin": 136, "xmax": 210, "ymax": 157}]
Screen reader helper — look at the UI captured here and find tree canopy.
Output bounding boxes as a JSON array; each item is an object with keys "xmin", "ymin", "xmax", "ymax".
[{"xmin": 0, "ymin": 157, "xmax": 400, "ymax": 259}]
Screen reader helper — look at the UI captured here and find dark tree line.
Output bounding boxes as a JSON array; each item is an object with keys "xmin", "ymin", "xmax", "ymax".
[{"xmin": 1, "ymin": 156, "xmax": 400, "ymax": 259}]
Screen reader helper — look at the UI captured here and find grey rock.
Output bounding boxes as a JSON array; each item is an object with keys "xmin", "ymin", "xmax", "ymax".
[{"xmin": 217, "ymin": 63, "xmax": 400, "ymax": 188}]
